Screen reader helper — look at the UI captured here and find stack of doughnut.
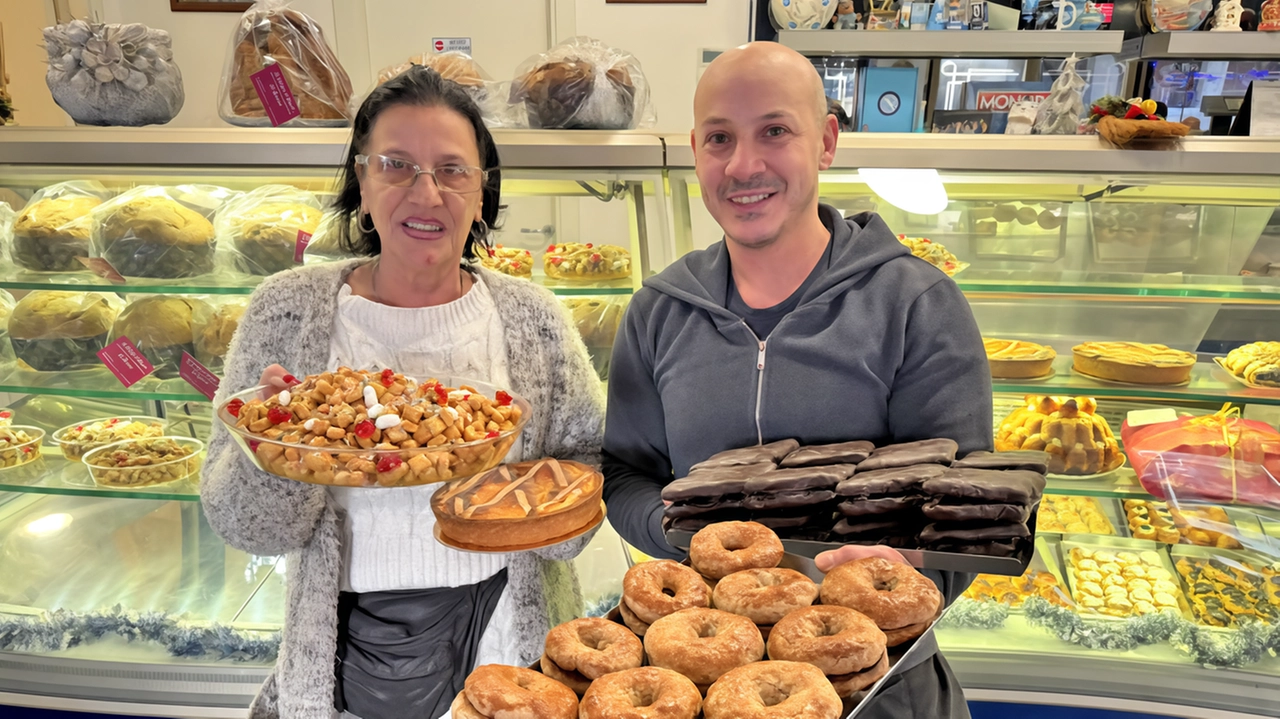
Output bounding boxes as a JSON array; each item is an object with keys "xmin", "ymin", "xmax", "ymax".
[{"xmin": 457, "ymin": 520, "xmax": 946, "ymax": 719}]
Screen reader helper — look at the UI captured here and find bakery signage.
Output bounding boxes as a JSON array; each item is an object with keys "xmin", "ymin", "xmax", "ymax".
[
  {"xmin": 294, "ymin": 230, "xmax": 312, "ymax": 264},
  {"xmin": 180, "ymin": 352, "xmax": 221, "ymax": 401},
  {"xmin": 975, "ymin": 90, "xmax": 1051, "ymax": 112},
  {"xmin": 97, "ymin": 337, "xmax": 155, "ymax": 388},
  {"xmin": 249, "ymin": 62, "xmax": 301, "ymax": 127}
]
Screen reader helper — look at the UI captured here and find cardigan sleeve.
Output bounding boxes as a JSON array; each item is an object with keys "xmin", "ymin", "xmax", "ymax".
[{"xmin": 200, "ymin": 278, "xmax": 329, "ymax": 558}]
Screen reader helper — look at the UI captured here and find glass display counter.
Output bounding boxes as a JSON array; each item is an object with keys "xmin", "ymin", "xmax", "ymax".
[
  {"xmin": 666, "ymin": 133, "xmax": 1280, "ymax": 718},
  {"xmin": 0, "ymin": 128, "xmax": 668, "ymax": 715}
]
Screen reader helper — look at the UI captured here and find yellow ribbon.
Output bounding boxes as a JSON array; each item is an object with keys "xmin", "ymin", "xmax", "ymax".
[{"xmin": 1185, "ymin": 403, "xmax": 1243, "ymax": 502}]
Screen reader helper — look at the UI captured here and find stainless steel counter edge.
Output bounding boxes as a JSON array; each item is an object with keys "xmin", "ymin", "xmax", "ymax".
[{"xmin": 0, "ymin": 127, "xmax": 667, "ymax": 169}]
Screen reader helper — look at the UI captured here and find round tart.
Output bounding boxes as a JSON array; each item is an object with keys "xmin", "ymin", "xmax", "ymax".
[
  {"xmin": 481, "ymin": 245, "xmax": 534, "ymax": 279},
  {"xmin": 1072, "ymin": 342, "xmax": 1195, "ymax": 385},
  {"xmin": 984, "ymin": 338, "xmax": 1056, "ymax": 379},
  {"xmin": 544, "ymin": 243, "xmax": 631, "ymax": 282},
  {"xmin": 431, "ymin": 458, "xmax": 603, "ymax": 550}
]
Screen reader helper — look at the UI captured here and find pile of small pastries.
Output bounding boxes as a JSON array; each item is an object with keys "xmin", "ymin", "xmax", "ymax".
[
  {"xmin": 995, "ymin": 395, "xmax": 1125, "ymax": 476},
  {"xmin": 481, "ymin": 245, "xmax": 534, "ymax": 278},
  {"xmin": 1124, "ymin": 499, "xmax": 1242, "ymax": 549},
  {"xmin": 1067, "ymin": 546, "xmax": 1185, "ymax": 618},
  {"xmin": 898, "ymin": 235, "xmax": 966, "ymax": 276},
  {"xmin": 1037, "ymin": 495, "xmax": 1115, "ymax": 535},
  {"xmin": 1176, "ymin": 556, "xmax": 1280, "ymax": 627},
  {"xmin": 962, "ymin": 569, "xmax": 1073, "ymax": 609},
  {"xmin": 1220, "ymin": 341, "xmax": 1280, "ymax": 388}
]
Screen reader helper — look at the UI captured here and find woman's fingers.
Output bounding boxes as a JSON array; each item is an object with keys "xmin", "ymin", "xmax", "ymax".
[{"xmin": 257, "ymin": 364, "xmax": 298, "ymax": 398}]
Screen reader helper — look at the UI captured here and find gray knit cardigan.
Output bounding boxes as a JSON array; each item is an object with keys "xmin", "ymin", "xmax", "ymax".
[{"xmin": 200, "ymin": 259, "xmax": 606, "ymax": 719}]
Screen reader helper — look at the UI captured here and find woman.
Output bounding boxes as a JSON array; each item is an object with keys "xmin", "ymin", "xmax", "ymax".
[{"xmin": 201, "ymin": 67, "xmax": 605, "ymax": 719}]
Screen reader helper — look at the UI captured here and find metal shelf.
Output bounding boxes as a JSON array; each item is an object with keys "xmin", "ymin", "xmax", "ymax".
[
  {"xmin": 1135, "ymin": 32, "xmax": 1280, "ymax": 60},
  {"xmin": 779, "ymin": 29, "xmax": 1126, "ymax": 58}
]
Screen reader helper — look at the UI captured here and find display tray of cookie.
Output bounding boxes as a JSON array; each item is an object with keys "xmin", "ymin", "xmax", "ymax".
[
  {"xmin": 1168, "ymin": 544, "xmax": 1280, "ymax": 630},
  {"xmin": 1059, "ymin": 534, "xmax": 1194, "ymax": 622},
  {"xmin": 960, "ymin": 535, "xmax": 1076, "ymax": 613}
]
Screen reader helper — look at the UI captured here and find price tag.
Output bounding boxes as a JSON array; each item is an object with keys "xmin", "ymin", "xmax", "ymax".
[
  {"xmin": 294, "ymin": 229, "xmax": 313, "ymax": 264},
  {"xmin": 75, "ymin": 256, "xmax": 126, "ymax": 284},
  {"xmin": 180, "ymin": 352, "xmax": 221, "ymax": 401},
  {"xmin": 250, "ymin": 63, "xmax": 301, "ymax": 127},
  {"xmin": 1127, "ymin": 408, "xmax": 1177, "ymax": 428},
  {"xmin": 97, "ymin": 337, "xmax": 155, "ymax": 388},
  {"xmin": 432, "ymin": 37, "xmax": 472, "ymax": 55}
]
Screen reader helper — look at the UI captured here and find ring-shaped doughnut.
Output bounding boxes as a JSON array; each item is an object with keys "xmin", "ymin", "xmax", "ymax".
[
  {"xmin": 618, "ymin": 597, "xmax": 653, "ymax": 636},
  {"xmin": 766, "ymin": 605, "xmax": 886, "ymax": 676},
  {"xmin": 540, "ymin": 654, "xmax": 592, "ymax": 696},
  {"xmin": 579, "ymin": 667, "xmax": 702, "ymax": 719},
  {"xmin": 689, "ymin": 521, "xmax": 784, "ymax": 580},
  {"xmin": 703, "ymin": 661, "xmax": 842, "ymax": 719},
  {"xmin": 545, "ymin": 617, "xmax": 644, "ymax": 680},
  {"xmin": 449, "ymin": 690, "xmax": 486, "ymax": 719},
  {"xmin": 643, "ymin": 608, "xmax": 764, "ymax": 686},
  {"xmin": 462, "ymin": 664, "xmax": 577, "ymax": 719},
  {"xmin": 623, "ymin": 559, "xmax": 711, "ymax": 624},
  {"xmin": 819, "ymin": 557, "xmax": 942, "ymax": 629},
  {"xmin": 827, "ymin": 651, "xmax": 890, "ymax": 697},
  {"xmin": 711, "ymin": 568, "xmax": 818, "ymax": 625},
  {"xmin": 883, "ymin": 617, "xmax": 933, "ymax": 647}
]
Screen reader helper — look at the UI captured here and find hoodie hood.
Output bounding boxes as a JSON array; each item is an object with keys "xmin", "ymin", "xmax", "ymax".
[{"xmin": 645, "ymin": 205, "xmax": 911, "ymax": 331}]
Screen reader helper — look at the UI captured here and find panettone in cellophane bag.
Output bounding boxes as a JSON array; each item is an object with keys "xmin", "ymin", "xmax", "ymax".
[{"xmin": 508, "ymin": 36, "xmax": 654, "ymax": 130}]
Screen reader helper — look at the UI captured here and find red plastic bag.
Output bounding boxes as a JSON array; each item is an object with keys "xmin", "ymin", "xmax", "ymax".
[{"xmin": 1121, "ymin": 405, "xmax": 1280, "ymax": 509}]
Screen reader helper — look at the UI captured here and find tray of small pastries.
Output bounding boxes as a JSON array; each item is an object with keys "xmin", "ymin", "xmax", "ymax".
[
  {"xmin": 660, "ymin": 438, "xmax": 1046, "ymax": 578},
  {"xmin": 217, "ymin": 367, "xmax": 529, "ymax": 487},
  {"xmin": 1060, "ymin": 535, "xmax": 1192, "ymax": 621},
  {"xmin": 1214, "ymin": 341, "xmax": 1280, "ymax": 390},
  {"xmin": 452, "ymin": 520, "xmax": 953, "ymax": 719}
]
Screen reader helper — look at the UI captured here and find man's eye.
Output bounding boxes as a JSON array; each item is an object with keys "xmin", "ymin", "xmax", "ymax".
[
  {"xmin": 765, "ymin": 126, "xmax": 788, "ymax": 137},
  {"xmin": 707, "ymin": 133, "xmax": 730, "ymax": 145}
]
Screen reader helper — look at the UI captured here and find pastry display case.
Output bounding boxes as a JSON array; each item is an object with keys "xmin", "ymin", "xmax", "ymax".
[
  {"xmin": 666, "ymin": 133, "xmax": 1280, "ymax": 718},
  {"xmin": 0, "ymin": 128, "xmax": 667, "ymax": 716}
]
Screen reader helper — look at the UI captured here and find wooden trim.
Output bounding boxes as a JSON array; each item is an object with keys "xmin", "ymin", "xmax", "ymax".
[
  {"xmin": 170, "ymin": 1, "xmax": 253, "ymax": 11},
  {"xmin": 605, "ymin": 0, "xmax": 706, "ymax": 3}
]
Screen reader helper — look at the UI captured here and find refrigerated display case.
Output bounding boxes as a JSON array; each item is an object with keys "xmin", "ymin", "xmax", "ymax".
[
  {"xmin": 666, "ymin": 133, "xmax": 1280, "ymax": 718},
  {"xmin": 0, "ymin": 128, "xmax": 668, "ymax": 716}
]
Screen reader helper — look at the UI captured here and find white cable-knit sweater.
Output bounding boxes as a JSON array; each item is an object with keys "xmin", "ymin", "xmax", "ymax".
[{"xmin": 327, "ymin": 278, "xmax": 519, "ymax": 665}]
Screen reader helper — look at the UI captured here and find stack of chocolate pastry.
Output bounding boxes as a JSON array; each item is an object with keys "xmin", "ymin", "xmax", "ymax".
[
  {"xmin": 917, "ymin": 450, "xmax": 1048, "ymax": 557},
  {"xmin": 833, "ymin": 439, "xmax": 957, "ymax": 547}
]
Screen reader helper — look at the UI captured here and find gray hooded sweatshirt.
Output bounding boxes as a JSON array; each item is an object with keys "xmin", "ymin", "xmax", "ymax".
[{"xmin": 602, "ymin": 205, "xmax": 993, "ymax": 683}]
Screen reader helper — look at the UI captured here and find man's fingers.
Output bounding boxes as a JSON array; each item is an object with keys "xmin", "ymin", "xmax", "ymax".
[{"xmin": 815, "ymin": 544, "xmax": 911, "ymax": 573}]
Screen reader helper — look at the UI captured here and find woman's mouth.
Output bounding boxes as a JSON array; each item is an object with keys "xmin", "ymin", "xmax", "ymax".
[{"xmin": 401, "ymin": 219, "xmax": 447, "ymax": 239}]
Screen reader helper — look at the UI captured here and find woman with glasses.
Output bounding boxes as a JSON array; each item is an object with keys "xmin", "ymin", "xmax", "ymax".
[{"xmin": 200, "ymin": 66, "xmax": 605, "ymax": 719}]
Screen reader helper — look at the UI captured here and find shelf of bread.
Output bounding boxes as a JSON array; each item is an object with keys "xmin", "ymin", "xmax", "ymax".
[
  {"xmin": 990, "ymin": 356, "xmax": 1280, "ymax": 407},
  {"xmin": 957, "ymin": 271, "xmax": 1280, "ymax": 305},
  {"xmin": 0, "ymin": 365, "xmax": 210, "ymax": 403},
  {"xmin": 0, "ymin": 449, "xmax": 200, "ymax": 501}
]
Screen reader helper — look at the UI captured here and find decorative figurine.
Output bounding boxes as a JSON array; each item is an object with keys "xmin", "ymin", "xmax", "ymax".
[
  {"xmin": 43, "ymin": 19, "xmax": 184, "ymax": 126},
  {"xmin": 1211, "ymin": 0, "xmax": 1245, "ymax": 30}
]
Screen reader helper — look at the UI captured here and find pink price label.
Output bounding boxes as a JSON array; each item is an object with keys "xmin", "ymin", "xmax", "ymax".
[
  {"xmin": 294, "ymin": 230, "xmax": 313, "ymax": 264},
  {"xmin": 97, "ymin": 337, "xmax": 155, "ymax": 388},
  {"xmin": 75, "ymin": 256, "xmax": 126, "ymax": 284},
  {"xmin": 180, "ymin": 352, "xmax": 221, "ymax": 401},
  {"xmin": 250, "ymin": 63, "xmax": 301, "ymax": 127}
]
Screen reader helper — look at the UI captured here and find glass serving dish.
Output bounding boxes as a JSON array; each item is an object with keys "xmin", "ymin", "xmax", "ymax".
[
  {"xmin": 0, "ymin": 426, "xmax": 46, "ymax": 470},
  {"xmin": 81, "ymin": 436, "xmax": 204, "ymax": 488},
  {"xmin": 51, "ymin": 415, "xmax": 170, "ymax": 462},
  {"xmin": 216, "ymin": 377, "xmax": 530, "ymax": 488}
]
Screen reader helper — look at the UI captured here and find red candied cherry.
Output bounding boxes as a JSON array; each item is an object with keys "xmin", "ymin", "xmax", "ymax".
[
  {"xmin": 433, "ymin": 385, "xmax": 450, "ymax": 404},
  {"xmin": 549, "ymin": 257, "xmax": 564, "ymax": 265},
  {"xmin": 0, "ymin": 411, "xmax": 10, "ymax": 419},
  {"xmin": 267, "ymin": 406, "xmax": 292, "ymax": 424},
  {"xmin": 590, "ymin": 252, "xmax": 602, "ymax": 263},
  {"xmin": 107, "ymin": 418, "xmax": 119, "ymax": 425},
  {"xmin": 485, "ymin": 430, "xmax": 500, "ymax": 439},
  {"xmin": 22, "ymin": 447, "xmax": 32, "ymax": 454},
  {"xmin": 511, "ymin": 262, "xmax": 522, "ymax": 270},
  {"xmin": 226, "ymin": 399, "xmax": 245, "ymax": 417},
  {"xmin": 488, "ymin": 247, "xmax": 496, "ymax": 257},
  {"xmin": 495, "ymin": 390, "xmax": 513, "ymax": 407},
  {"xmin": 547, "ymin": 244, "xmax": 557, "ymax": 252},
  {"xmin": 585, "ymin": 243, "xmax": 594, "ymax": 249},
  {"xmin": 921, "ymin": 238, "xmax": 932, "ymax": 244},
  {"xmin": 353, "ymin": 420, "xmax": 376, "ymax": 439},
  {"xmin": 381, "ymin": 368, "xmax": 395, "ymax": 387},
  {"xmin": 376, "ymin": 455, "xmax": 403, "ymax": 473},
  {"xmin": 248, "ymin": 440, "xmax": 261, "ymax": 453}
]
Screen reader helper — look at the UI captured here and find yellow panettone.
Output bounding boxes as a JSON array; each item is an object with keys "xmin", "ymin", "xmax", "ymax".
[{"xmin": 995, "ymin": 395, "xmax": 1124, "ymax": 476}]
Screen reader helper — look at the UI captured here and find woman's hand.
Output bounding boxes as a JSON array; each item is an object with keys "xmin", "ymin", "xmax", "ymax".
[
  {"xmin": 258, "ymin": 364, "xmax": 300, "ymax": 398},
  {"xmin": 815, "ymin": 544, "xmax": 910, "ymax": 573}
]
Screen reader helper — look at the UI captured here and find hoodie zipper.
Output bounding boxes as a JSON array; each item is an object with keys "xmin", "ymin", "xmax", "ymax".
[{"xmin": 742, "ymin": 321, "xmax": 767, "ymax": 445}]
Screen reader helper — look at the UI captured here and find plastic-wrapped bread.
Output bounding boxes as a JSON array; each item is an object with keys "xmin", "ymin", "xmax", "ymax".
[
  {"xmin": 12, "ymin": 182, "xmax": 111, "ymax": 272},
  {"xmin": 509, "ymin": 37, "xmax": 653, "ymax": 130},
  {"xmin": 91, "ymin": 185, "xmax": 233, "ymax": 279},
  {"xmin": 215, "ymin": 185, "xmax": 323, "ymax": 275},
  {"xmin": 108, "ymin": 295, "xmax": 212, "ymax": 378},
  {"xmin": 8, "ymin": 291, "xmax": 124, "ymax": 371}
]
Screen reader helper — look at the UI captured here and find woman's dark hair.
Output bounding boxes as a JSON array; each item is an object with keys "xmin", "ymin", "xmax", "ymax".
[{"xmin": 333, "ymin": 65, "xmax": 502, "ymax": 262}]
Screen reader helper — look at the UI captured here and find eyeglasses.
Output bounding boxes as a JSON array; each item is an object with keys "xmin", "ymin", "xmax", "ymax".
[{"xmin": 354, "ymin": 154, "xmax": 490, "ymax": 193}]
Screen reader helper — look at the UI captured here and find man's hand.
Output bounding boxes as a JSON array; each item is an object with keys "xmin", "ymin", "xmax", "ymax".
[
  {"xmin": 258, "ymin": 364, "xmax": 300, "ymax": 399},
  {"xmin": 815, "ymin": 544, "xmax": 910, "ymax": 573}
]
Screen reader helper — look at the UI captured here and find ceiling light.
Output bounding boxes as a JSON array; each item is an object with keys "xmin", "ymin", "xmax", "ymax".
[
  {"xmin": 25, "ymin": 513, "xmax": 73, "ymax": 537},
  {"xmin": 858, "ymin": 168, "xmax": 949, "ymax": 215}
]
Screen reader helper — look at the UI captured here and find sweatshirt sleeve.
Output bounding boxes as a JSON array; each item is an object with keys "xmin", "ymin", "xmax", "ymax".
[
  {"xmin": 602, "ymin": 294, "xmax": 684, "ymax": 561},
  {"xmin": 888, "ymin": 279, "xmax": 994, "ymax": 455},
  {"xmin": 199, "ymin": 285, "xmax": 328, "ymax": 558}
]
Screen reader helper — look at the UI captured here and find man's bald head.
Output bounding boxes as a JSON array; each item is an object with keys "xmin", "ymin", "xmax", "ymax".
[{"xmin": 696, "ymin": 42, "xmax": 828, "ymax": 128}]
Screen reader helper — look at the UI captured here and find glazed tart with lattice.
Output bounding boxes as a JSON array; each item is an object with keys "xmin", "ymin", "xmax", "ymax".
[
  {"xmin": 983, "ymin": 338, "xmax": 1056, "ymax": 379},
  {"xmin": 432, "ymin": 458, "xmax": 603, "ymax": 549},
  {"xmin": 1221, "ymin": 341, "xmax": 1280, "ymax": 388},
  {"xmin": 481, "ymin": 245, "xmax": 533, "ymax": 279},
  {"xmin": 1072, "ymin": 341, "xmax": 1195, "ymax": 386},
  {"xmin": 544, "ymin": 243, "xmax": 631, "ymax": 282},
  {"xmin": 899, "ymin": 235, "xmax": 967, "ymax": 276},
  {"xmin": 995, "ymin": 395, "xmax": 1124, "ymax": 476}
]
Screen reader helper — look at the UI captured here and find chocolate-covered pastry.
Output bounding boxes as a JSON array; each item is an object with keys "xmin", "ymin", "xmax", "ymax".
[
  {"xmin": 831, "ymin": 517, "xmax": 915, "ymax": 536},
  {"xmin": 837, "ymin": 496, "xmax": 922, "ymax": 517},
  {"xmin": 754, "ymin": 514, "xmax": 822, "ymax": 530},
  {"xmin": 921, "ymin": 500, "xmax": 1030, "ymax": 523},
  {"xmin": 660, "ymin": 463, "xmax": 776, "ymax": 502},
  {"xmin": 664, "ymin": 498, "xmax": 747, "ymax": 518},
  {"xmin": 953, "ymin": 450, "xmax": 1050, "ymax": 474},
  {"xmin": 858, "ymin": 438, "xmax": 959, "ymax": 471},
  {"xmin": 780, "ymin": 441, "xmax": 875, "ymax": 468},
  {"xmin": 919, "ymin": 522, "xmax": 1032, "ymax": 542},
  {"xmin": 743, "ymin": 465, "xmax": 856, "ymax": 494},
  {"xmin": 831, "ymin": 519, "xmax": 919, "ymax": 547},
  {"xmin": 669, "ymin": 512, "xmax": 752, "ymax": 532},
  {"xmin": 927, "ymin": 539, "xmax": 1023, "ymax": 557},
  {"xmin": 836, "ymin": 464, "xmax": 944, "ymax": 499},
  {"xmin": 921, "ymin": 468, "xmax": 1046, "ymax": 506},
  {"xmin": 689, "ymin": 440, "xmax": 800, "ymax": 471},
  {"xmin": 743, "ymin": 490, "xmax": 836, "ymax": 511}
]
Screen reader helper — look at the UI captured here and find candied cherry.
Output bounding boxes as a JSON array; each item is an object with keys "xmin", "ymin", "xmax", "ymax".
[
  {"xmin": 549, "ymin": 257, "xmax": 564, "ymax": 265},
  {"xmin": 376, "ymin": 455, "xmax": 403, "ymax": 473},
  {"xmin": 495, "ymin": 390, "xmax": 513, "ymax": 407},
  {"xmin": 434, "ymin": 385, "xmax": 449, "ymax": 404},
  {"xmin": 590, "ymin": 252, "xmax": 602, "ymax": 263},
  {"xmin": 547, "ymin": 244, "xmax": 557, "ymax": 253},
  {"xmin": 267, "ymin": 406, "xmax": 292, "ymax": 424},
  {"xmin": 488, "ymin": 247, "xmax": 496, "ymax": 257},
  {"xmin": 0, "ymin": 411, "xmax": 10, "ymax": 419},
  {"xmin": 248, "ymin": 440, "xmax": 261, "ymax": 453},
  {"xmin": 226, "ymin": 399, "xmax": 245, "ymax": 417},
  {"xmin": 381, "ymin": 368, "xmax": 395, "ymax": 387},
  {"xmin": 585, "ymin": 243, "xmax": 594, "ymax": 249},
  {"xmin": 353, "ymin": 420, "xmax": 376, "ymax": 439},
  {"xmin": 107, "ymin": 418, "xmax": 119, "ymax": 425},
  {"xmin": 485, "ymin": 430, "xmax": 500, "ymax": 439}
]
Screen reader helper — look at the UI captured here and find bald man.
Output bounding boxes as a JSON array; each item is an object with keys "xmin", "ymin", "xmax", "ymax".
[{"xmin": 602, "ymin": 43, "xmax": 989, "ymax": 717}]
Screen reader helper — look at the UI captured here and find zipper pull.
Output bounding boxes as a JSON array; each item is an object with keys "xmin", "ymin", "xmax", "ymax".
[{"xmin": 757, "ymin": 340, "xmax": 767, "ymax": 370}]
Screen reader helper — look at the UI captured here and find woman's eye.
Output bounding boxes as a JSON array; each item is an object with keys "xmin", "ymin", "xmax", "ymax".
[
  {"xmin": 383, "ymin": 158, "xmax": 409, "ymax": 170},
  {"xmin": 440, "ymin": 166, "xmax": 467, "ymax": 176}
]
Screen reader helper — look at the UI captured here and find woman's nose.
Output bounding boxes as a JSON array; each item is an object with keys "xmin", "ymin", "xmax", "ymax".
[{"xmin": 410, "ymin": 170, "xmax": 445, "ymax": 204}]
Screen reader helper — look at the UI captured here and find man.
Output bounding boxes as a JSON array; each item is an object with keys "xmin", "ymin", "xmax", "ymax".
[{"xmin": 603, "ymin": 42, "xmax": 992, "ymax": 717}]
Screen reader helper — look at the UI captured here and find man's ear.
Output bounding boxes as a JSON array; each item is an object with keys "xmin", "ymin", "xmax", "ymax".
[
  {"xmin": 818, "ymin": 113, "xmax": 839, "ymax": 171},
  {"xmin": 689, "ymin": 129, "xmax": 698, "ymax": 162}
]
